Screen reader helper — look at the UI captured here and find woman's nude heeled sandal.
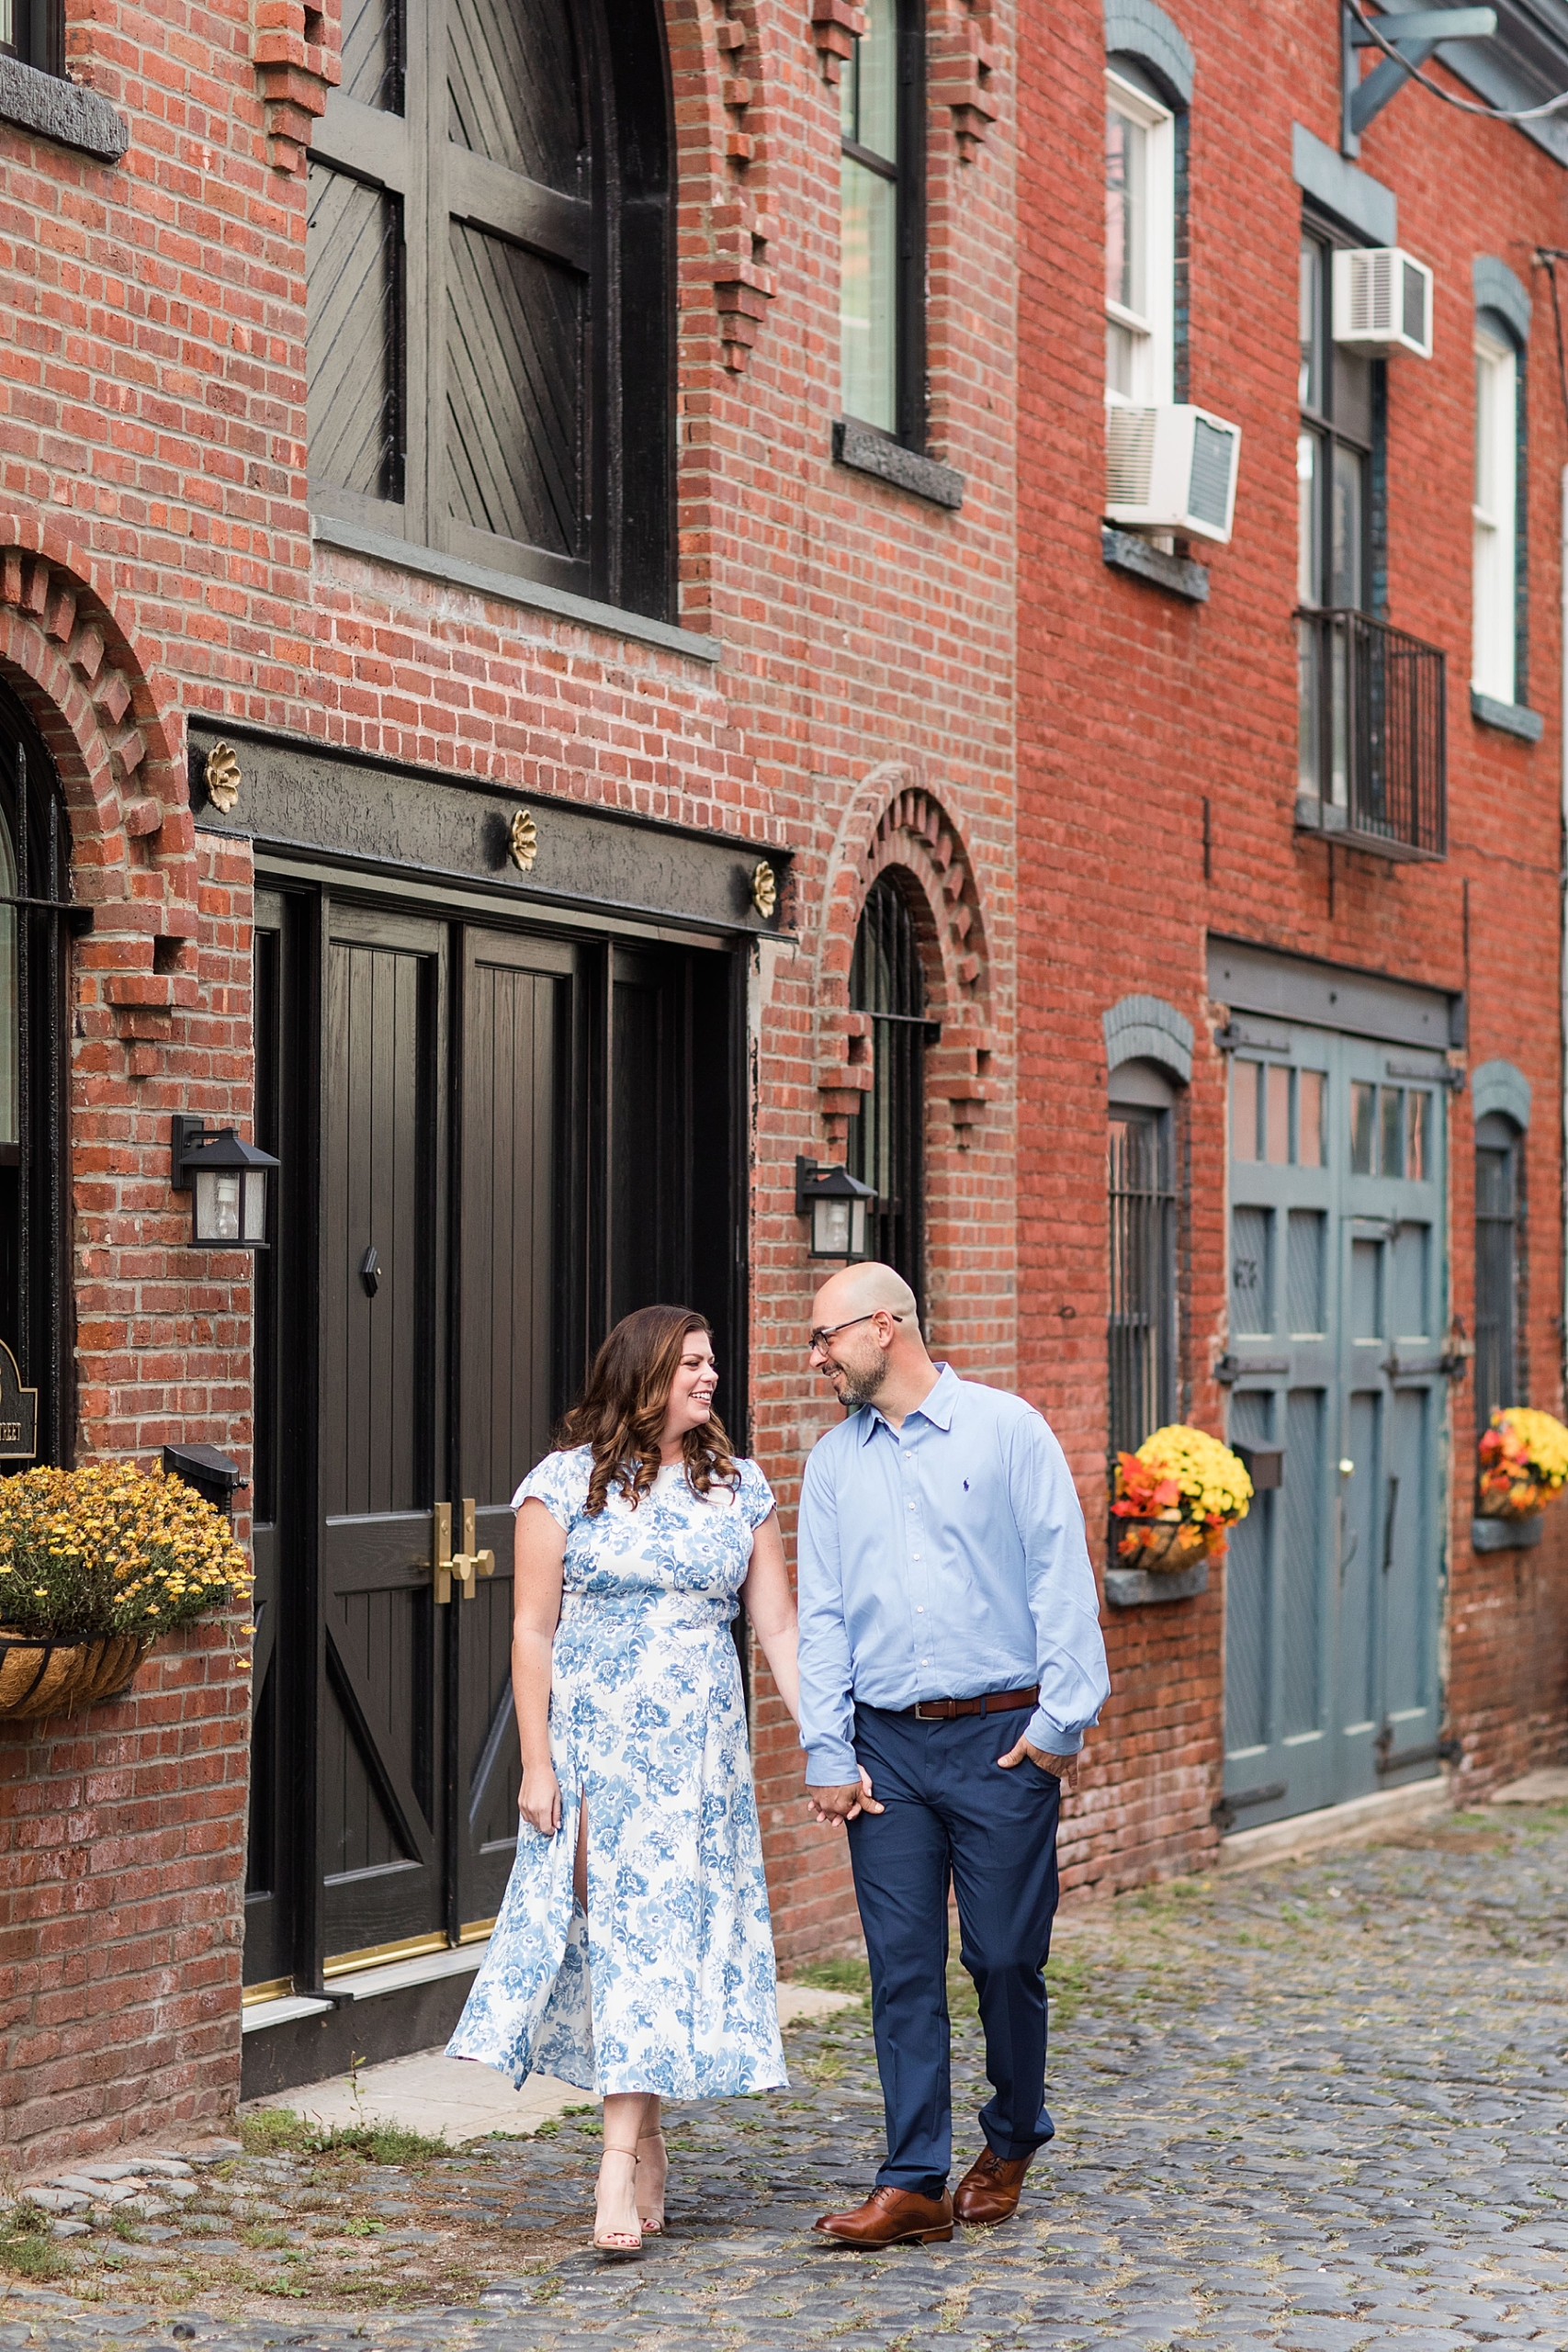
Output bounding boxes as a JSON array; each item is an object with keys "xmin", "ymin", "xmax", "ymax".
[
  {"xmin": 592, "ymin": 2145, "xmax": 643, "ymax": 2256},
  {"xmin": 636, "ymin": 2130, "xmax": 667, "ymax": 2235}
]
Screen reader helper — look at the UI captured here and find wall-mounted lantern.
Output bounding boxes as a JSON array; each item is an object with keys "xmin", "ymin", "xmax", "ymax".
[
  {"xmin": 171, "ymin": 1116, "xmax": 279, "ymax": 1248},
  {"xmin": 795, "ymin": 1155, "xmax": 876, "ymax": 1261}
]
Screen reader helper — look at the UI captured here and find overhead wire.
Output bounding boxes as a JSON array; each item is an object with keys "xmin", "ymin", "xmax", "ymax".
[
  {"xmin": 1533, "ymin": 249, "xmax": 1568, "ymax": 446},
  {"xmin": 1345, "ymin": 0, "xmax": 1568, "ymax": 122}
]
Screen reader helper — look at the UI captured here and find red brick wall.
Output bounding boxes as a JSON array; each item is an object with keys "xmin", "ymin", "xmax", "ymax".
[
  {"xmin": 0, "ymin": 808, "xmax": 254, "ymax": 2177},
  {"xmin": 1, "ymin": 0, "xmax": 1564, "ymax": 2166},
  {"xmin": 0, "ymin": 1617, "xmax": 252, "ymax": 2176},
  {"xmin": 0, "ymin": 0, "xmax": 1021, "ymax": 2048},
  {"xmin": 1016, "ymin": 0, "xmax": 1568, "ymax": 1894}
]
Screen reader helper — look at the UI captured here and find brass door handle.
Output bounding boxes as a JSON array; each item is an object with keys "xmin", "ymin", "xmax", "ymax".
[{"xmin": 434, "ymin": 1498, "xmax": 496, "ymax": 1604}]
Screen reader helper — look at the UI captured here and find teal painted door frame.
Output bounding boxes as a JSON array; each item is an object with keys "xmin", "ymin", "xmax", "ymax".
[{"xmin": 1223, "ymin": 1023, "xmax": 1450, "ymax": 1831}]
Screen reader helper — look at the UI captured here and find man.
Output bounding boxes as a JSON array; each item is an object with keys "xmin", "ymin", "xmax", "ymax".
[{"xmin": 797, "ymin": 1262, "xmax": 1110, "ymax": 2248}]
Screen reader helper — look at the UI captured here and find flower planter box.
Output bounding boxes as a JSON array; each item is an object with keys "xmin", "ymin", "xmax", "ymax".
[{"xmin": 1112, "ymin": 1515, "xmax": 1225, "ymax": 1571}]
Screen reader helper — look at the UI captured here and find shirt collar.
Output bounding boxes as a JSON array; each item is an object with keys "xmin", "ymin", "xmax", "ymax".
[{"xmin": 859, "ymin": 1362, "xmax": 958, "ymax": 1442}]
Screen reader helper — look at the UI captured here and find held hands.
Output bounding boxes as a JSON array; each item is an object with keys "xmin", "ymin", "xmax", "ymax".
[
  {"xmin": 807, "ymin": 1768, "xmax": 885, "ymax": 1828},
  {"xmin": 997, "ymin": 1736, "xmax": 1079, "ymax": 1792},
  {"xmin": 518, "ymin": 1760, "xmax": 561, "ymax": 1837}
]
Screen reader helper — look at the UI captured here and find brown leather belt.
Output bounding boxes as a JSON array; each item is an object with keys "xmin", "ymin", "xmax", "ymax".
[{"xmin": 908, "ymin": 1684, "xmax": 1039, "ymax": 1722}]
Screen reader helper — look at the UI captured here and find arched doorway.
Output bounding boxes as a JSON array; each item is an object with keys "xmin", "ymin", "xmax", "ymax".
[
  {"xmin": 0, "ymin": 680, "xmax": 72, "ymax": 1464},
  {"xmin": 848, "ymin": 871, "xmax": 930, "ymax": 1305}
]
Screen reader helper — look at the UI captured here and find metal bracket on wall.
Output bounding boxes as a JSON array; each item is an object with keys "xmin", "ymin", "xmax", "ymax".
[
  {"xmin": 1213, "ymin": 1780, "xmax": 1288, "ymax": 1832},
  {"xmin": 1340, "ymin": 0, "xmax": 1495, "ymax": 157},
  {"xmin": 1214, "ymin": 1354, "xmax": 1290, "ymax": 1383}
]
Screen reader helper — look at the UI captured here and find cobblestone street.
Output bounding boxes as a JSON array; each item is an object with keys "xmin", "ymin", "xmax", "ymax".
[{"xmin": 7, "ymin": 1800, "xmax": 1568, "ymax": 2351}]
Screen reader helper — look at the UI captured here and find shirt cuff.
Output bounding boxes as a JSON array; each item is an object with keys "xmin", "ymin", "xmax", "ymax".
[
  {"xmin": 804, "ymin": 1737, "xmax": 861, "ymax": 1786},
  {"xmin": 1025, "ymin": 1708, "xmax": 1082, "ymax": 1758}
]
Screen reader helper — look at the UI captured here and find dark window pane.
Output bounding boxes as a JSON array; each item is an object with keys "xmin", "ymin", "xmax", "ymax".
[
  {"xmin": 1349, "ymin": 1081, "xmax": 1374, "ymax": 1174},
  {"xmin": 1474, "ymin": 1142, "xmax": 1517, "ymax": 1419},
  {"xmin": 1331, "ymin": 440, "xmax": 1364, "ymax": 608},
  {"xmin": 446, "ymin": 225, "xmax": 585, "ymax": 556},
  {"xmin": 848, "ymin": 875, "xmax": 925, "ymax": 1306},
  {"xmin": 1380, "ymin": 1085, "xmax": 1404, "ymax": 1179},
  {"xmin": 342, "ymin": 0, "xmax": 401, "ymax": 112},
  {"xmin": 307, "ymin": 166, "xmax": 404, "ymax": 503},
  {"xmin": 1336, "ymin": 347, "xmax": 1372, "ymax": 447},
  {"xmin": 1109, "ymin": 1106, "xmax": 1177, "ymax": 1455},
  {"xmin": 448, "ymin": 0, "xmax": 586, "ymax": 191}
]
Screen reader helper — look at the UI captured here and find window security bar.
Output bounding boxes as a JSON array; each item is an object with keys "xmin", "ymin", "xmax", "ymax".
[{"xmin": 1294, "ymin": 607, "xmax": 1447, "ymax": 862}]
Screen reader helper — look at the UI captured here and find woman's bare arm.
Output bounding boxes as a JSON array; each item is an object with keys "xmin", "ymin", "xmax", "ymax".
[
  {"xmin": 738, "ymin": 1510, "xmax": 800, "ymax": 1724},
  {"xmin": 513, "ymin": 1498, "xmax": 567, "ymax": 1836}
]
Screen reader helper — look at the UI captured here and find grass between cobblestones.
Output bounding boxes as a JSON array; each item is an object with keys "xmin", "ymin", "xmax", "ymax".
[{"xmin": 6, "ymin": 1800, "xmax": 1568, "ymax": 2347}]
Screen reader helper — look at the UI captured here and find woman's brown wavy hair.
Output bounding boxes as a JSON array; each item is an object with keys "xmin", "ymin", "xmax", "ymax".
[{"xmin": 558, "ymin": 1305, "xmax": 739, "ymax": 1517}]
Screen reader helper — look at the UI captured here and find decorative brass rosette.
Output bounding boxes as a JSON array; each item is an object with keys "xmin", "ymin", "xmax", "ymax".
[
  {"xmin": 204, "ymin": 741, "xmax": 242, "ymax": 812},
  {"xmin": 508, "ymin": 808, "xmax": 539, "ymax": 872}
]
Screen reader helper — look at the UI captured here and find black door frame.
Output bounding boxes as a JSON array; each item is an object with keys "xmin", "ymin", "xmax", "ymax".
[{"xmin": 246, "ymin": 860, "xmax": 750, "ymax": 1994}]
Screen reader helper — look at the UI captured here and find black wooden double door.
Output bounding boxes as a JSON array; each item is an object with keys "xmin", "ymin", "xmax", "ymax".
[{"xmin": 244, "ymin": 884, "xmax": 740, "ymax": 1991}]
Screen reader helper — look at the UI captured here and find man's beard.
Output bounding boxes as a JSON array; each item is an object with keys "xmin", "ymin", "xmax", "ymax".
[{"xmin": 833, "ymin": 1351, "xmax": 889, "ymax": 1409}]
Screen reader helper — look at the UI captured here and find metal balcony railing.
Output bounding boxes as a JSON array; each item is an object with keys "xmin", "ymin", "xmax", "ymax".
[{"xmin": 1295, "ymin": 608, "xmax": 1447, "ymax": 862}]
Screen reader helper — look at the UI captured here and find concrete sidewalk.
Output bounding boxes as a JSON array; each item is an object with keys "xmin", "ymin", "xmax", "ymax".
[{"xmin": 247, "ymin": 1982, "xmax": 859, "ymax": 2145}]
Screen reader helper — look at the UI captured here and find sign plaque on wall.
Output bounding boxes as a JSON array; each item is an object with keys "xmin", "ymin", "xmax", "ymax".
[{"xmin": 0, "ymin": 1340, "xmax": 38, "ymax": 1458}]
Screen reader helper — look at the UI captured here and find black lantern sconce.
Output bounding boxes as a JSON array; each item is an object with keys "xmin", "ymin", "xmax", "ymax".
[
  {"xmin": 170, "ymin": 1116, "xmax": 279, "ymax": 1249},
  {"xmin": 795, "ymin": 1155, "xmax": 876, "ymax": 1261}
]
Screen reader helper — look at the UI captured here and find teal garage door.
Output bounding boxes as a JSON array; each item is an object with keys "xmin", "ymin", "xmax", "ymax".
[{"xmin": 1223, "ymin": 1023, "xmax": 1450, "ymax": 1831}]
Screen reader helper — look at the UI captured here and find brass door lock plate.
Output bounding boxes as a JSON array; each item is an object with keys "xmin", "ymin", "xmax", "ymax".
[{"xmin": 434, "ymin": 1498, "xmax": 495, "ymax": 1603}]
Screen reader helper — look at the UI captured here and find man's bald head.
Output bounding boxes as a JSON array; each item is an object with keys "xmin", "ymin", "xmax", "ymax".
[
  {"xmin": 808, "ymin": 1261, "xmax": 933, "ymax": 1414},
  {"xmin": 812, "ymin": 1261, "xmax": 918, "ymax": 1328}
]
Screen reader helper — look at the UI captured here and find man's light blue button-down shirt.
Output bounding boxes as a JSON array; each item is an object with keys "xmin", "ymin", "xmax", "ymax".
[{"xmin": 796, "ymin": 1363, "xmax": 1110, "ymax": 1784}]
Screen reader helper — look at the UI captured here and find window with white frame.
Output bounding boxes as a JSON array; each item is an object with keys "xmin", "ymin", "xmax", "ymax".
[
  {"xmin": 1104, "ymin": 69, "xmax": 1174, "ymax": 406},
  {"xmin": 1472, "ymin": 324, "xmax": 1518, "ymax": 704}
]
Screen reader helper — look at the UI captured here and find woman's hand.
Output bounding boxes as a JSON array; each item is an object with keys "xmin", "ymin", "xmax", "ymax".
[{"xmin": 518, "ymin": 1758, "xmax": 561, "ymax": 1837}]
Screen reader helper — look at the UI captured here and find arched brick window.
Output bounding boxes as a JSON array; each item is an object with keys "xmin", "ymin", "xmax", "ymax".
[
  {"xmin": 0, "ymin": 680, "xmax": 71, "ymax": 1464},
  {"xmin": 848, "ymin": 872, "xmax": 930, "ymax": 1303}
]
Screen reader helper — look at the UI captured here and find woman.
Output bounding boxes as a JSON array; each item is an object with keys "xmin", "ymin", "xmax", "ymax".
[{"xmin": 447, "ymin": 1305, "xmax": 800, "ymax": 2255}]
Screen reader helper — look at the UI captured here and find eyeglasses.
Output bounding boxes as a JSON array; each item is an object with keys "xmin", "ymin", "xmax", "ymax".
[{"xmin": 807, "ymin": 1311, "xmax": 903, "ymax": 1357}]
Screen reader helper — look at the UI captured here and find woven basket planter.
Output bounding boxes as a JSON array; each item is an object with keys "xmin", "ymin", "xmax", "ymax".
[{"xmin": 0, "ymin": 1632, "xmax": 151, "ymax": 1721}]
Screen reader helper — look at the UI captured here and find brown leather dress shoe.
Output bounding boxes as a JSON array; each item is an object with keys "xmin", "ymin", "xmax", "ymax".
[
  {"xmin": 953, "ymin": 2147, "xmax": 1032, "ymax": 2224},
  {"xmin": 812, "ymin": 2185, "xmax": 955, "ymax": 2246}
]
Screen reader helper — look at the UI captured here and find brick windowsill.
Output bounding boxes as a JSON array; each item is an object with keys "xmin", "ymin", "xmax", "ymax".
[
  {"xmin": 310, "ymin": 516, "xmax": 723, "ymax": 666},
  {"xmin": 1101, "ymin": 526, "xmax": 1210, "ymax": 603},
  {"xmin": 0, "ymin": 56, "xmax": 128, "ymax": 161},
  {"xmin": 1471, "ymin": 688, "xmax": 1545, "ymax": 743},
  {"xmin": 832, "ymin": 418, "xmax": 964, "ymax": 511}
]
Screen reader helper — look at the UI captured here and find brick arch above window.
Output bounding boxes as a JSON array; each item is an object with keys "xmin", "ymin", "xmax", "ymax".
[
  {"xmin": 1472, "ymin": 1057, "xmax": 1531, "ymax": 1132},
  {"xmin": 0, "ymin": 520, "xmax": 200, "ymax": 1074},
  {"xmin": 1473, "ymin": 256, "xmax": 1530, "ymax": 352},
  {"xmin": 1104, "ymin": 0, "xmax": 1193, "ymax": 104},
  {"xmin": 816, "ymin": 769, "xmax": 995, "ymax": 1151},
  {"xmin": 1103, "ymin": 991, "xmax": 1193, "ymax": 1085}
]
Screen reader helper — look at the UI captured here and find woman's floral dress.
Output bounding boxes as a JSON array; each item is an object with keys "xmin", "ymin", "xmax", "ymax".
[{"xmin": 446, "ymin": 1446, "xmax": 788, "ymax": 2098}]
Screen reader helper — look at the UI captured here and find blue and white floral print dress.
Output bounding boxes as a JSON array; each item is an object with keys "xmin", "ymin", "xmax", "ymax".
[{"xmin": 447, "ymin": 1445, "xmax": 788, "ymax": 2099}]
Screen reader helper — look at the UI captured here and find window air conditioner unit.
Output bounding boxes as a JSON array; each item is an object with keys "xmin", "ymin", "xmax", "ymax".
[
  {"xmin": 1104, "ymin": 403, "xmax": 1241, "ymax": 545},
  {"xmin": 1332, "ymin": 247, "xmax": 1433, "ymax": 359}
]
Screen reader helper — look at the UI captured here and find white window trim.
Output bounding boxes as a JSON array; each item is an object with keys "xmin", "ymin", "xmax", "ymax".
[
  {"xmin": 1472, "ymin": 323, "xmax": 1517, "ymax": 704},
  {"xmin": 1105, "ymin": 67, "xmax": 1175, "ymax": 411}
]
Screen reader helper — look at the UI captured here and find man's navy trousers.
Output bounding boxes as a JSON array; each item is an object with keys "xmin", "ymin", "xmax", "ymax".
[{"xmin": 846, "ymin": 1700, "xmax": 1062, "ymax": 2199}]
